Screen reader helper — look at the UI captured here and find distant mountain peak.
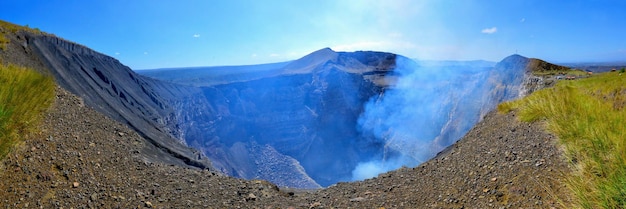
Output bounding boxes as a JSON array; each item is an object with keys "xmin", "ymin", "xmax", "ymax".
[
  {"xmin": 498, "ymin": 54, "xmax": 569, "ymax": 73},
  {"xmin": 502, "ymin": 54, "xmax": 528, "ymax": 62},
  {"xmin": 318, "ymin": 47, "xmax": 335, "ymax": 52},
  {"xmin": 282, "ymin": 48, "xmax": 339, "ymax": 73},
  {"xmin": 305, "ymin": 47, "xmax": 337, "ymax": 59},
  {"xmin": 494, "ymin": 54, "xmax": 532, "ymax": 71}
]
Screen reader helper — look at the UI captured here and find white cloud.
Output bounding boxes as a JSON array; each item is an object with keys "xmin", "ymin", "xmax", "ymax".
[
  {"xmin": 520, "ymin": 18, "xmax": 525, "ymax": 23},
  {"xmin": 269, "ymin": 53, "xmax": 280, "ymax": 57},
  {"xmin": 143, "ymin": 52, "xmax": 148, "ymax": 55},
  {"xmin": 193, "ymin": 34, "xmax": 200, "ymax": 38},
  {"xmin": 251, "ymin": 53, "xmax": 258, "ymax": 58},
  {"xmin": 481, "ymin": 27, "xmax": 497, "ymax": 34},
  {"xmin": 115, "ymin": 52, "xmax": 120, "ymax": 55}
]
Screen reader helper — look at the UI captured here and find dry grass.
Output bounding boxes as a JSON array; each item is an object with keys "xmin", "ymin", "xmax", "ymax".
[
  {"xmin": 0, "ymin": 34, "xmax": 8, "ymax": 51},
  {"xmin": 499, "ymin": 72, "xmax": 626, "ymax": 208},
  {"xmin": 0, "ymin": 20, "xmax": 45, "ymax": 50},
  {"xmin": 0, "ymin": 64, "xmax": 55, "ymax": 159}
]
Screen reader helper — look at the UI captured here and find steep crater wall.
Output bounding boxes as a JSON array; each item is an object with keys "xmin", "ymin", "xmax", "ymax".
[{"xmin": 26, "ymin": 34, "xmax": 211, "ymax": 169}]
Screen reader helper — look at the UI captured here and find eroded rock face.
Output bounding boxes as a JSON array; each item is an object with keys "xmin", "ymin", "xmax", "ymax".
[
  {"xmin": 27, "ymin": 34, "xmax": 211, "ymax": 169},
  {"xmin": 484, "ymin": 54, "xmax": 569, "ymax": 101},
  {"xmin": 521, "ymin": 58, "xmax": 570, "ymax": 95}
]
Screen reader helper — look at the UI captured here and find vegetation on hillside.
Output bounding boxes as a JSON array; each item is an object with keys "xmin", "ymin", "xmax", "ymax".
[
  {"xmin": 530, "ymin": 67, "xmax": 588, "ymax": 77},
  {"xmin": 0, "ymin": 20, "xmax": 45, "ymax": 50},
  {"xmin": 0, "ymin": 64, "xmax": 55, "ymax": 159},
  {"xmin": 499, "ymin": 72, "xmax": 626, "ymax": 208},
  {"xmin": 0, "ymin": 34, "xmax": 8, "ymax": 51}
]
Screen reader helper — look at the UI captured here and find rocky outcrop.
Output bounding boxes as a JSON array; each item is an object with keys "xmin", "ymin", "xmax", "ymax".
[
  {"xmin": 25, "ymin": 34, "xmax": 211, "ymax": 169},
  {"xmin": 485, "ymin": 55, "xmax": 529, "ymax": 104},
  {"xmin": 521, "ymin": 58, "xmax": 570, "ymax": 95},
  {"xmin": 478, "ymin": 55, "xmax": 569, "ymax": 117}
]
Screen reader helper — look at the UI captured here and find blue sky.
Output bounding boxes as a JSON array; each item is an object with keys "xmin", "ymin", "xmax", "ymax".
[{"xmin": 1, "ymin": 0, "xmax": 625, "ymax": 69}]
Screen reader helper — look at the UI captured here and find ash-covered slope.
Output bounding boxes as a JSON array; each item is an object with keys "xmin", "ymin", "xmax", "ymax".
[{"xmin": 16, "ymin": 33, "xmax": 211, "ymax": 169}]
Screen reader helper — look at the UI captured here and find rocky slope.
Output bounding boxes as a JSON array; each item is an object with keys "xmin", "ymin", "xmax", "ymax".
[{"xmin": 2, "ymin": 28, "xmax": 211, "ymax": 170}]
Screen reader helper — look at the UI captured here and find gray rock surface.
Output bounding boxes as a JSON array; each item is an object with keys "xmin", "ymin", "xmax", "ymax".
[{"xmin": 27, "ymin": 34, "xmax": 211, "ymax": 169}]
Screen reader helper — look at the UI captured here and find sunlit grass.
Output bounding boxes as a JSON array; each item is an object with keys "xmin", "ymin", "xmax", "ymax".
[
  {"xmin": 531, "ymin": 69, "xmax": 589, "ymax": 77},
  {"xmin": 499, "ymin": 72, "xmax": 626, "ymax": 208},
  {"xmin": 0, "ymin": 64, "xmax": 55, "ymax": 159},
  {"xmin": 0, "ymin": 34, "xmax": 8, "ymax": 51},
  {"xmin": 0, "ymin": 20, "xmax": 44, "ymax": 34},
  {"xmin": 0, "ymin": 20, "xmax": 45, "ymax": 50}
]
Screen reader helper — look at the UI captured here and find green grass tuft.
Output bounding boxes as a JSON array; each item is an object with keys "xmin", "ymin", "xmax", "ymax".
[
  {"xmin": 0, "ymin": 64, "xmax": 55, "ymax": 159},
  {"xmin": 499, "ymin": 73, "xmax": 626, "ymax": 208},
  {"xmin": 0, "ymin": 33, "xmax": 8, "ymax": 51}
]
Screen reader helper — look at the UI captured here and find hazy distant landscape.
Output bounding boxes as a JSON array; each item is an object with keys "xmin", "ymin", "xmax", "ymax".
[{"xmin": 136, "ymin": 61, "xmax": 291, "ymax": 86}]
